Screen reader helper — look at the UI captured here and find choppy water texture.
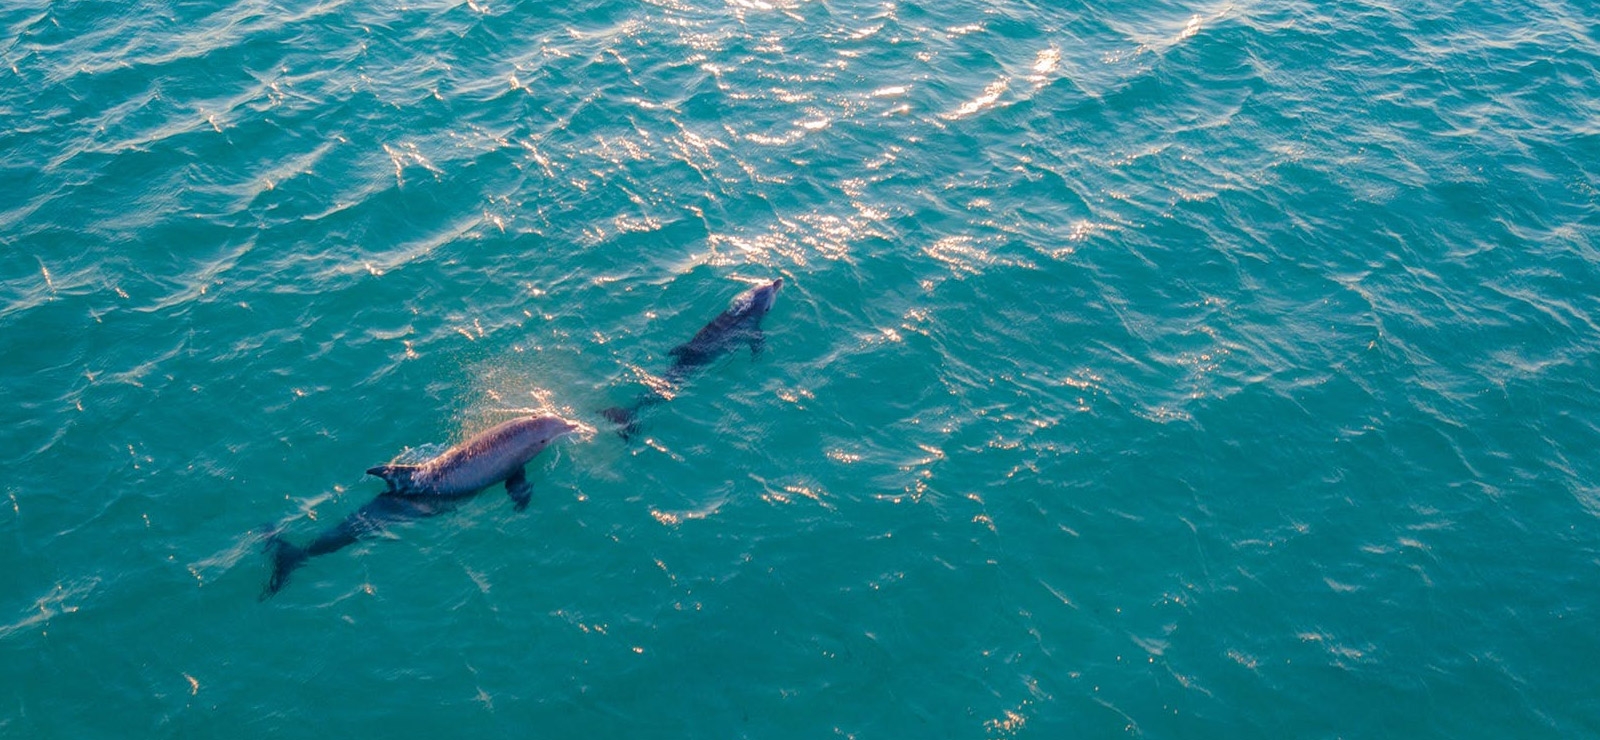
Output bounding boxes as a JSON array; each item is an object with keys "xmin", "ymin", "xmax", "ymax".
[{"xmin": 4, "ymin": 0, "xmax": 1600, "ymax": 736}]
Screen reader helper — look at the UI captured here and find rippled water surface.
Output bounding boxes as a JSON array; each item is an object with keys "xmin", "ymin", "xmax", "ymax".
[{"xmin": 4, "ymin": 0, "xmax": 1600, "ymax": 736}]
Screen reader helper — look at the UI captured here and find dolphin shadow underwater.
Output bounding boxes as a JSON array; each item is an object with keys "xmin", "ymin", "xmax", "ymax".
[
  {"xmin": 602, "ymin": 277, "xmax": 783, "ymax": 438},
  {"xmin": 261, "ymin": 414, "xmax": 578, "ymax": 598}
]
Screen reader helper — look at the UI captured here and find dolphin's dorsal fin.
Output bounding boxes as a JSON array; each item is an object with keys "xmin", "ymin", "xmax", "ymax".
[{"xmin": 366, "ymin": 464, "xmax": 420, "ymax": 494}]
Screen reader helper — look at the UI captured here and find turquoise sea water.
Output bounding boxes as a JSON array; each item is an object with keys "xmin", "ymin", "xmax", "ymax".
[{"xmin": 4, "ymin": 0, "xmax": 1600, "ymax": 735}]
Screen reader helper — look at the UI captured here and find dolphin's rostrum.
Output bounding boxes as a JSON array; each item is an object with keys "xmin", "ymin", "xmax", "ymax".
[
  {"xmin": 603, "ymin": 277, "xmax": 783, "ymax": 437},
  {"xmin": 262, "ymin": 414, "xmax": 578, "ymax": 597}
]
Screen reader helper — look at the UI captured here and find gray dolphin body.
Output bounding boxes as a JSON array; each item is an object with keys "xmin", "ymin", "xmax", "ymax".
[
  {"xmin": 262, "ymin": 414, "xmax": 578, "ymax": 597},
  {"xmin": 603, "ymin": 278, "xmax": 783, "ymax": 437}
]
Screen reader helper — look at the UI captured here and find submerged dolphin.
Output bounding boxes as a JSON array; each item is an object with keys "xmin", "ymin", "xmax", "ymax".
[
  {"xmin": 262, "ymin": 414, "xmax": 579, "ymax": 597},
  {"xmin": 602, "ymin": 278, "xmax": 783, "ymax": 437}
]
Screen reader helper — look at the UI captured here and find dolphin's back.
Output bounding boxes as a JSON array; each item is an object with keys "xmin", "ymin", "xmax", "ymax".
[
  {"xmin": 672, "ymin": 287, "xmax": 771, "ymax": 362},
  {"xmin": 416, "ymin": 417, "xmax": 554, "ymax": 495}
]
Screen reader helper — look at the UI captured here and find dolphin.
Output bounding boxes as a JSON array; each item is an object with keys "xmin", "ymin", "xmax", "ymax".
[
  {"xmin": 602, "ymin": 278, "xmax": 783, "ymax": 437},
  {"xmin": 262, "ymin": 414, "xmax": 579, "ymax": 597}
]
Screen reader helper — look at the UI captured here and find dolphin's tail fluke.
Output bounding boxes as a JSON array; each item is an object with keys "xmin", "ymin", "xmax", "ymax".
[
  {"xmin": 261, "ymin": 535, "xmax": 309, "ymax": 600},
  {"xmin": 601, "ymin": 406, "xmax": 641, "ymax": 440}
]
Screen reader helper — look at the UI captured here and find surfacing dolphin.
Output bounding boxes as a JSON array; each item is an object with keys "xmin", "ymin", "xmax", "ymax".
[
  {"xmin": 262, "ymin": 414, "xmax": 579, "ymax": 598},
  {"xmin": 602, "ymin": 277, "xmax": 783, "ymax": 438}
]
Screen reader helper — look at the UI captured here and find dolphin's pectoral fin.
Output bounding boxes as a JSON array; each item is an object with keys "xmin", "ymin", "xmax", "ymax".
[
  {"xmin": 506, "ymin": 467, "xmax": 532, "ymax": 512},
  {"xmin": 749, "ymin": 329, "xmax": 766, "ymax": 359}
]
